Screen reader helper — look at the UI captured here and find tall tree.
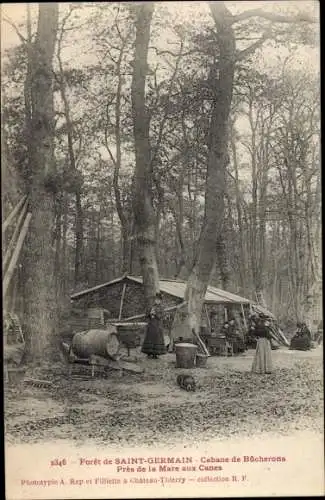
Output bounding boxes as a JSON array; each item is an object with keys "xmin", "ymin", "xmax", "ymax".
[
  {"xmin": 22, "ymin": 3, "xmax": 59, "ymax": 362},
  {"xmin": 131, "ymin": 3, "xmax": 159, "ymax": 307},
  {"xmin": 176, "ymin": 2, "xmax": 236, "ymax": 337},
  {"xmin": 172, "ymin": 1, "xmax": 317, "ymax": 340}
]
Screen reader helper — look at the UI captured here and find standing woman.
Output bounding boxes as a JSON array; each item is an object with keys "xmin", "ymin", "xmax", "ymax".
[
  {"xmin": 251, "ymin": 318, "xmax": 273, "ymax": 374},
  {"xmin": 141, "ymin": 293, "xmax": 167, "ymax": 359}
]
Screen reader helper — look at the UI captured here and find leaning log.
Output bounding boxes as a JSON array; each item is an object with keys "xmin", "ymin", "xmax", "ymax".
[
  {"xmin": 2, "ymin": 196, "xmax": 27, "ymax": 234},
  {"xmin": 3, "ymin": 198, "xmax": 28, "ymax": 272},
  {"xmin": 3, "ymin": 212, "xmax": 32, "ymax": 299},
  {"xmin": 71, "ymin": 327, "xmax": 120, "ymax": 360}
]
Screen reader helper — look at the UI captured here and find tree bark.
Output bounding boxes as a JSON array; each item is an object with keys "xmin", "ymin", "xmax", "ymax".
[
  {"xmin": 172, "ymin": 2, "xmax": 236, "ymax": 339},
  {"xmin": 22, "ymin": 3, "xmax": 59, "ymax": 363},
  {"xmin": 131, "ymin": 3, "xmax": 159, "ymax": 308}
]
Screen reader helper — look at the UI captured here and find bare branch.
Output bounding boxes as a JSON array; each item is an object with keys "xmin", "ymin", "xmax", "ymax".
[
  {"xmin": 150, "ymin": 41, "xmax": 184, "ymax": 170},
  {"xmin": 236, "ymin": 28, "xmax": 272, "ymax": 61},
  {"xmin": 3, "ymin": 16, "xmax": 26, "ymax": 43},
  {"xmin": 231, "ymin": 8, "xmax": 317, "ymax": 25}
]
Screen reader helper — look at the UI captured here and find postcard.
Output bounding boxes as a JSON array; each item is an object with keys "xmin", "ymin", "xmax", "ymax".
[{"xmin": 2, "ymin": 1, "xmax": 323, "ymax": 498}]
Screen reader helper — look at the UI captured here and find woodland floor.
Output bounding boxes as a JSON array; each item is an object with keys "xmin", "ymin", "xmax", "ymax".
[{"xmin": 4, "ymin": 346, "xmax": 323, "ymax": 448}]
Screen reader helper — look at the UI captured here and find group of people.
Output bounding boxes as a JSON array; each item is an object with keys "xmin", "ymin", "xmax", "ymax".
[
  {"xmin": 220, "ymin": 318, "xmax": 246, "ymax": 354},
  {"xmin": 140, "ymin": 293, "xmax": 317, "ymax": 376}
]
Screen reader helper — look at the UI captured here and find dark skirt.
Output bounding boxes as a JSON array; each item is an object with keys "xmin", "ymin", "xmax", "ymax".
[
  {"xmin": 290, "ymin": 334, "xmax": 311, "ymax": 351},
  {"xmin": 141, "ymin": 318, "xmax": 167, "ymax": 356}
]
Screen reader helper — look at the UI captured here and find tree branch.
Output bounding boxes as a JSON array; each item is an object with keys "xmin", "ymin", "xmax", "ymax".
[
  {"xmin": 150, "ymin": 42, "xmax": 184, "ymax": 171},
  {"xmin": 236, "ymin": 28, "xmax": 272, "ymax": 61},
  {"xmin": 231, "ymin": 8, "xmax": 317, "ymax": 25},
  {"xmin": 3, "ymin": 16, "xmax": 26, "ymax": 43}
]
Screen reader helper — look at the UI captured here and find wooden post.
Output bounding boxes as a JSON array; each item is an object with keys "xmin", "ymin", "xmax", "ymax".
[
  {"xmin": 241, "ymin": 303, "xmax": 247, "ymax": 329},
  {"xmin": 3, "ymin": 198, "xmax": 28, "ymax": 271},
  {"xmin": 119, "ymin": 283, "xmax": 127, "ymax": 320},
  {"xmin": 2, "ymin": 196, "xmax": 27, "ymax": 234},
  {"xmin": 204, "ymin": 304, "xmax": 211, "ymax": 332},
  {"xmin": 3, "ymin": 213, "xmax": 32, "ymax": 299}
]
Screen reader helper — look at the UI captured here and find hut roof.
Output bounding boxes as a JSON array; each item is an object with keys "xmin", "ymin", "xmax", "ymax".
[{"xmin": 71, "ymin": 275, "xmax": 251, "ymax": 305}]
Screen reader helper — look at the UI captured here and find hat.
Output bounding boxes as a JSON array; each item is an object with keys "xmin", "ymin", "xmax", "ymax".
[{"xmin": 155, "ymin": 292, "xmax": 163, "ymax": 300}]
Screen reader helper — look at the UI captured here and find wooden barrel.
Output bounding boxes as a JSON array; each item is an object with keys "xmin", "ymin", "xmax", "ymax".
[{"xmin": 71, "ymin": 327, "xmax": 120, "ymax": 359}]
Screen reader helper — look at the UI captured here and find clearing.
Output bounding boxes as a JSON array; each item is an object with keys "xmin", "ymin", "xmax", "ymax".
[{"xmin": 5, "ymin": 346, "xmax": 323, "ymax": 448}]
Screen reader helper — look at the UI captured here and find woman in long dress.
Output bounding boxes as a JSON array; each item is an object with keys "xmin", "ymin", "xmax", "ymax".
[
  {"xmin": 251, "ymin": 318, "xmax": 273, "ymax": 374},
  {"xmin": 141, "ymin": 293, "xmax": 167, "ymax": 359}
]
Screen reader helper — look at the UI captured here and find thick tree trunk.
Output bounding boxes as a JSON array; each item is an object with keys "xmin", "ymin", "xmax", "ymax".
[
  {"xmin": 131, "ymin": 3, "xmax": 159, "ymax": 308},
  {"xmin": 22, "ymin": 3, "xmax": 59, "ymax": 363},
  {"xmin": 172, "ymin": 2, "xmax": 236, "ymax": 339}
]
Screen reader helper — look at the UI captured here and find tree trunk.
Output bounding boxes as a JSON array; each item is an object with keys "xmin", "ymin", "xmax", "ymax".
[
  {"xmin": 231, "ymin": 127, "xmax": 247, "ymax": 292},
  {"xmin": 172, "ymin": 2, "xmax": 236, "ymax": 339},
  {"xmin": 22, "ymin": 3, "xmax": 59, "ymax": 363},
  {"xmin": 61, "ymin": 192, "xmax": 68, "ymax": 294},
  {"xmin": 57, "ymin": 27, "xmax": 84, "ymax": 288},
  {"xmin": 74, "ymin": 191, "xmax": 83, "ymax": 285},
  {"xmin": 216, "ymin": 233, "xmax": 231, "ymax": 290},
  {"xmin": 131, "ymin": 3, "xmax": 159, "ymax": 308}
]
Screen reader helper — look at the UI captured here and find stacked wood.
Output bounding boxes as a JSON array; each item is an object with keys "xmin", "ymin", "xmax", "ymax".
[{"xmin": 71, "ymin": 327, "xmax": 120, "ymax": 360}]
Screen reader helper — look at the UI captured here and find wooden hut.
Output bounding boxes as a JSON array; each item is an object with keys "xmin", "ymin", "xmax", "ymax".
[{"xmin": 70, "ymin": 275, "xmax": 252, "ymax": 343}]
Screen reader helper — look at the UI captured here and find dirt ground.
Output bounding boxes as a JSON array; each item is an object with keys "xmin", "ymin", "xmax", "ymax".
[{"xmin": 4, "ymin": 346, "xmax": 323, "ymax": 448}]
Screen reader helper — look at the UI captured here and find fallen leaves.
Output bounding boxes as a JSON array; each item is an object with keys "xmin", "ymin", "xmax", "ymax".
[{"xmin": 4, "ymin": 349, "xmax": 323, "ymax": 447}]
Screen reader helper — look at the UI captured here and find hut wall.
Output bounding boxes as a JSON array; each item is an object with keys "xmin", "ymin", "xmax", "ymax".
[
  {"xmin": 121, "ymin": 281, "xmax": 146, "ymax": 318},
  {"xmin": 71, "ymin": 280, "xmax": 181, "ymax": 321},
  {"xmin": 72, "ymin": 282, "xmax": 124, "ymax": 318}
]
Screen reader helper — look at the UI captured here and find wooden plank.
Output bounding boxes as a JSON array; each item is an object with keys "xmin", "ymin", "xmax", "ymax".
[
  {"xmin": 121, "ymin": 302, "xmax": 188, "ymax": 322},
  {"xmin": 24, "ymin": 378, "xmax": 53, "ymax": 387},
  {"xmin": 3, "ymin": 213, "xmax": 32, "ymax": 299},
  {"xmin": 3, "ymin": 198, "xmax": 29, "ymax": 271},
  {"xmin": 2, "ymin": 196, "xmax": 27, "ymax": 234},
  {"xmin": 204, "ymin": 304, "xmax": 211, "ymax": 331},
  {"xmin": 118, "ymin": 283, "xmax": 127, "ymax": 320},
  {"xmin": 89, "ymin": 354, "xmax": 144, "ymax": 373}
]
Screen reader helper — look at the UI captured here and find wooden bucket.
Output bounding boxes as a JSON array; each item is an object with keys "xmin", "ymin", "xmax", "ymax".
[
  {"xmin": 175, "ymin": 343, "xmax": 197, "ymax": 369},
  {"xmin": 196, "ymin": 353, "xmax": 208, "ymax": 368}
]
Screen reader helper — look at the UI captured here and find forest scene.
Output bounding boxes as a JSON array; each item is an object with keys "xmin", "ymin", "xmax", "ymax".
[{"xmin": 2, "ymin": 1, "xmax": 323, "ymax": 473}]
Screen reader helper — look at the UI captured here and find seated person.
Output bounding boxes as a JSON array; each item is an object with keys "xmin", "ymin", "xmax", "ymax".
[
  {"xmin": 223, "ymin": 318, "xmax": 246, "ymax": 354},
  {"xmin": 290, "ymin": 322, "xmax": 312, "ymax": 351}
]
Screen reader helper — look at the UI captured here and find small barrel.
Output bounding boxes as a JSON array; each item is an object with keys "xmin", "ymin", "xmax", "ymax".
[{"xmin": 175, "ymin": 343, "xmax": 197, "ymax": 369}]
